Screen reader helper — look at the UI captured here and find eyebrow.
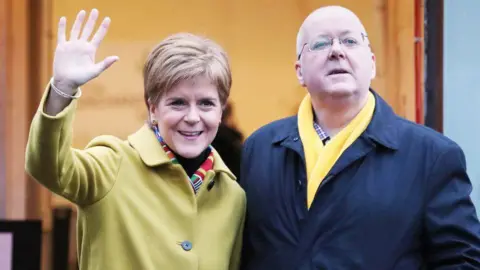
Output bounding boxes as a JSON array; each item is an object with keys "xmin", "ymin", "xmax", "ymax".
[
  {"xmin": 198, "ymin": 97, "xmax": 218, "ymax": 102},
  {"xmin": 165, "ymin": 96, "xmax": 184, "ymax": 101},
  {"xmin": 339, "ymin": 30, "xmax": 353, "ymax": 36},
  {"xmin": 165, "ymin": 96, "xmax": 219, "ymax": 102},
  {"xmin": 163, "ymin": 96, "xmax": 188, "ymax": 104},
  {"xmin": 314, "ymin": 30, "xmax": 354, "ymax": 38}
]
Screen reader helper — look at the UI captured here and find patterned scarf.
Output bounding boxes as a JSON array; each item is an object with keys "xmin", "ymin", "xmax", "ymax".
[{"xmin": 151, "ymin": 125, "xmax": 214, "ymax": 194}]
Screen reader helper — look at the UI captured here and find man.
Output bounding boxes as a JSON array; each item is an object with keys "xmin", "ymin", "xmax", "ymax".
[{"xmin": 239, "ymin": 5, "xmax": 480, "ymax": 270}]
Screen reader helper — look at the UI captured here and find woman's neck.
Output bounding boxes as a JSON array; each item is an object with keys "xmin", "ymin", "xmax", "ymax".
[{"xmin": 173, "ymin": 147, "xmax": 211, "ymax": 178}]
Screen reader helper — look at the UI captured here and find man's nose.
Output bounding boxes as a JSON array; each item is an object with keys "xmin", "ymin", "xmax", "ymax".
[{"xmin": 328, "ymin": 39, "xmax": 346, "ymax": 60}]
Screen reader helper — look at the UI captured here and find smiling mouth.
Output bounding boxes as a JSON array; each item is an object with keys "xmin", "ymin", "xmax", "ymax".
[
  {"xmin": 178, "ymin": 131, "xmax": 203, "ymax": 137},
  {"xmin": 328, "ymin": 69, "xmax": 349, "ymax": 75}
]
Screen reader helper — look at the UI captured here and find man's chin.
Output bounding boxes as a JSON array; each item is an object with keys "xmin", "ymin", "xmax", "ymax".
[{"xmin": 323, "ymin": 86, "xmax": 356, "ymax": 98}]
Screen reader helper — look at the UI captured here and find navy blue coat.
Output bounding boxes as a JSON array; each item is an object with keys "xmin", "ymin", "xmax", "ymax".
[{"xmin": 239, "ymin": 91, "xmax": 480, "ymax": 270}]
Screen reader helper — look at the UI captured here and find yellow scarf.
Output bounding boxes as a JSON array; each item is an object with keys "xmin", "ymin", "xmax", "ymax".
[{"xmin": 297, "ymin": 92, "xmax": 376, "ymax": 208}]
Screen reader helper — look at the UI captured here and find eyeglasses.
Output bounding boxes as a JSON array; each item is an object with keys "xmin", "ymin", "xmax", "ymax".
[{"xmin": 297, "ymin": 33, "xmax": 368, "ymax": 60}]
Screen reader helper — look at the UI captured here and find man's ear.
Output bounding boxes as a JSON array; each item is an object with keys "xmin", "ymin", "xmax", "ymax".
[
  {"xmin": 370, "ymin": 53, "xmax": 376, "ymax": 79},
  {"xmin": 295, "ymin": 61, "xmax": 306, "ymax": 86}
]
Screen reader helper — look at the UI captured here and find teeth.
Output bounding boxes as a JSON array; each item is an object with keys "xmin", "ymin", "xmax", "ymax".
[{"xmin": 180, "ymin": 131, "xmax": 201, "ymax": 136}]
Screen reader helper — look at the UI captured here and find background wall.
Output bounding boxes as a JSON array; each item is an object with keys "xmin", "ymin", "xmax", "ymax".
[{"xmin": 443, "ymin": 0, "xmax": 480, "ymax": 208}]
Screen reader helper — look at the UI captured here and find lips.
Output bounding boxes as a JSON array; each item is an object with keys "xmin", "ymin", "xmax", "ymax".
[{"xmin": 327, "ymin": 68, "xmax": 349, "ymax": 75}]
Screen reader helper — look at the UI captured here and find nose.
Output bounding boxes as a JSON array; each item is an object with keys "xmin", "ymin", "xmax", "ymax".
[
  {"xmin": 328, "ymin": 39, "xmax": 346, "ymax": 60},
  {"xmin": 184, "ymin": 107, "xmax": 200, "ymax": 124}
]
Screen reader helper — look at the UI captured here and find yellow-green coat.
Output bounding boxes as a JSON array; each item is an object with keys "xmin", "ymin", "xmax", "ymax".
[{"xmin": 25, "ymin": 88, "xmax": 246, "ymax": 270}]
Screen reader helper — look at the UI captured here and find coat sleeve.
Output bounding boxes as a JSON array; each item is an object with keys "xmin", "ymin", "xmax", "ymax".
[
  {"xmin": 25, "ymin": 86, "xmax": 122, "ymax": 206},
  {"xmin": 424, "ymin": 143, "xmax": 480, "ymax": 268},
  {"xmin": 229, "ymin": 192, "xmax": 247, "ymax": 270}
]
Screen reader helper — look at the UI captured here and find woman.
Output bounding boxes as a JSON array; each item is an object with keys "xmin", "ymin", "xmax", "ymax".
[{"xmin": 25, "ymin": 9, "xmax": 245, "ymax": 270}]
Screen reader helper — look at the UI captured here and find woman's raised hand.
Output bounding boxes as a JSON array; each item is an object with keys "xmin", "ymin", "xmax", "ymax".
[{"xmin": 52, "ymin": 9, "xmax": 119, "ymax": 93}]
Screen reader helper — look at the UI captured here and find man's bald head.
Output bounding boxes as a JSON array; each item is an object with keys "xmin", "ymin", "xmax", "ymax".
[
  {"xmin": 296, "ymin": 6, "xmax": 369, "ymax": 57},
  {"xmin": 294, "ymin": 5, "xmax": 375, "ymax": 101}
]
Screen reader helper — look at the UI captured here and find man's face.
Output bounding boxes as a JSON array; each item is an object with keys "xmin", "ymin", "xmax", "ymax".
[{"xmin": 296, "ymin": 10, "xmax": 376, "ymax": 99}]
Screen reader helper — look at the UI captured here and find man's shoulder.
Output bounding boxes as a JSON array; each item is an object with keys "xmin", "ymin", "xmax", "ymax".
[
  {"xmin": 395, "ymin": 116, "xmax": 462, "ymax": 154},
  {"xmin": 245, "ymin": 115, "xmax": 297, "ymax": 145}
]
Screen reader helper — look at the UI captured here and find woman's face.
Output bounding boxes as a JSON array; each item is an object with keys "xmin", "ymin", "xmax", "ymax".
[{"xmin": 150, "ymin": 77, "xmax": 223, "ymax": 158}]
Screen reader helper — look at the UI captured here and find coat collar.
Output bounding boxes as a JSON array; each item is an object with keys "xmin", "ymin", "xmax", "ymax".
[
  {"xmin": 362, "ymin": 90, "xmax": 400, "ymax": 150},
  {"xmin": 272, "ymin": 89, "xmax": 400, "ymax": 150},
  {"xmin": 127, "ymin": 124, "xmax": 236, "ymax": 180}
]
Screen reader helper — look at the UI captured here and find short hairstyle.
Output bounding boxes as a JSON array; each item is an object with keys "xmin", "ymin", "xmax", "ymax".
[{"xmin": 143, "ymin": 33, "xmax": 232, "ymax": 109}]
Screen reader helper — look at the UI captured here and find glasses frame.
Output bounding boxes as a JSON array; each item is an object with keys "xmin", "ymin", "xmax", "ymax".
[{"xmin": 297, "ymin": 32, "xmax": 369, "ymax": 60}]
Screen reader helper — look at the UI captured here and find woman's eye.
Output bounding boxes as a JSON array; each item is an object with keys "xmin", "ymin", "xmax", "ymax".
[
  {"xmin": 199, "ymin": 100, "xmax": 215, "ymax": 107},
  {"xmin": 170, "ymin": 100, "xmax": 186, "ymax": 106}
]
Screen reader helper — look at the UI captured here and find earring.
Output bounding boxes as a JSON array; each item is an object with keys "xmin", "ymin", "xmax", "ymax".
[{"xmin": 150, "ymin": 118, "xmax": 158, "ymax": 126}]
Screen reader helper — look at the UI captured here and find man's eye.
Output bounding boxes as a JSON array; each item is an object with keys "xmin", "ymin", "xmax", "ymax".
[
  {"xmin": 342, "ymin": 38, "xmax": 358, "ymax": 46},
  {"xmin": 312, "ymin": 40, "xmax": 330, "ymax": 50}
]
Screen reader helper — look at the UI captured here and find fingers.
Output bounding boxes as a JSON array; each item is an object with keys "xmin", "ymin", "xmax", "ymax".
[
  {"xmin": 93, "ymin": 56, "xmax": 119, "ymax": 76},
  {"xmin": 70, "ymin": 10, "xmax": 86, "ymax": 40},
  {"xmin": 80, "ymin": 9, "xmax": 99, "ymax": 41},
  {"xmin": 91, "ymin": 17, "xmax": 111, "ymax": 48},
  {"xmin": 57, "ymin": 17, "xmax": 66, "ymax": 44}
]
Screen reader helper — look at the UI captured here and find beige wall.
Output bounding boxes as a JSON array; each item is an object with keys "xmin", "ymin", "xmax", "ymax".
[{"xmin": 52, "ymin": 0, "xmax": 415, "ymax": 148}]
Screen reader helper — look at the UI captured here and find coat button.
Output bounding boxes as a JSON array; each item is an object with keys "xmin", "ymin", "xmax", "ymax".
[
  {"xmin": 180, "ymin": 240, "xmax": 192, "ymax": 251},
  {"xmin": 293, "ymin": 137, "xmax": 299, "ymax": 141}
]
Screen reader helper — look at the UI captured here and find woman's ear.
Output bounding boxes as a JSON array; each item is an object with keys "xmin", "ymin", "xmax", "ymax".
[
  {"xmin": 148, "ymin": 98, "xmax": 156, "ymax": 115},
  {"xmin": 147, "ymin": 99, "xmax": 158, "ymax": 126},
  {"xmin": 147, "ymin": 98, "xmax": 152, "ymax": 110}
]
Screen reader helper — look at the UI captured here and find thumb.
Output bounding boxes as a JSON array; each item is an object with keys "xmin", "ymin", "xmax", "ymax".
[{"xmin": 93, "ymin": 56, "xmax": 119, "ymax": 76}]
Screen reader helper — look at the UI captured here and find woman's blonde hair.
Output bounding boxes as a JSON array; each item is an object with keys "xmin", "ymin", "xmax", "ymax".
[{"xmin": 143, "ymin": 33, "xmax": 232, "ymax": 108}]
